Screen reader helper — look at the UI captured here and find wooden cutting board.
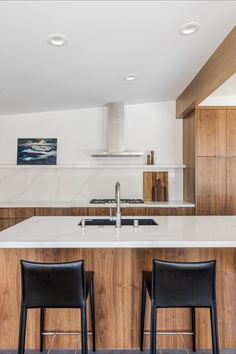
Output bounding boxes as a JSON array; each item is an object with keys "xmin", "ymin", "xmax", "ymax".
[{"xmin": 143, "ymin": 171, "xmax": 168, "ymax": 202}]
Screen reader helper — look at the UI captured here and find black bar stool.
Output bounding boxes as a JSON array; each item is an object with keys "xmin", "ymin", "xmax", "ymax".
[
  {"xmin": 140, "ymin": 259, "xmax": 219, "ymax": 354},
  {"xmin": 18, "ymin": 260, "xmax": 95, "ymax": 354}
]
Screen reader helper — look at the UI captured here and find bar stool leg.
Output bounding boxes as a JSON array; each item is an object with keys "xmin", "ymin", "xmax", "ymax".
[
  {"xmin": 90, "ymin": 275, "xmax": 96, "ymax": 352},
  {"xmin": 18, "ymin": 306, "xmax": 27, "ymax": 354},
  {"xmin": 40, "ymin": 308, "xmax": 45, "ymax": 352},
  {"xmin": 140, "ymin": 275, "xmax": 146, "ymax": 351},
  {"xmin": 210, "ymin": 304, "xmax": 220, "ymax": 354},
  {"xmin": 150, "ymin": 305, "xmax": 157, "ymax": 354},
  {"xmin": 191, "ymin": 308, "xmax": 196, "ymax": 352},
  {"xmin": 81, "ymin": 305, "xmax": 88, "ymax": 354}
]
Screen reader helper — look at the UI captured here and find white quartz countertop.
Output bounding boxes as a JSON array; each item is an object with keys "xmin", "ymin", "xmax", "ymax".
[
  {"xmin": 0, "ymin": 216, "xmax": 236, "ymax": 248},
  {"xmin": 0, "ymin": 201, "xmax": 195, "ymax": 208}
]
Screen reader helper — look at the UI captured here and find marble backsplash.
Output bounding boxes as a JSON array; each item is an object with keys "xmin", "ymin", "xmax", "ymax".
[{"xmin": 0, "ymin": 167, "xmax": 183, "ymax": 203}]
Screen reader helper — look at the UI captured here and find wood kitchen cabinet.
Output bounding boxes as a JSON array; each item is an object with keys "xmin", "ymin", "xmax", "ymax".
[
  {"xmin": 227, "ymin": 157, "xmax": 236, "ymax": 214},
  {"xmin": 0, "ymin": 207, "xmax": 34, "ymax": 219},
  {"xmin": 121, "ymin": 207, "xmax": 194, "ymax": 216},
  {"xmin": 0, "ymin": 208, "xmax": 34, "ymax": 231},
  {"xmin": 184, "ymin": 106, "xmax": 236, "ymax": 215},
  {"xmin": 196, "ymin": 157, "xmax": 227, "ymax": 215},
  {"xmin": 68, "ymin": 207, "xmax": 110, "ymax": 216},
  {"xmin": 0, "ymin": 218, "xmax": 24, "ymax": 231},
  {"xmin": 227, "ymin": 109, "xmax": 236, "ymax": 156},
  {"xmin": 183, "ymin": 110, "xmax": 195, "ymax": 203},
  {"xmin": 196, "ymin": 109, "xmax": 226, "ymax": 156},
  {"xmin": 34, "ymin": 208, "xmax": 68, "ymax": 216}
]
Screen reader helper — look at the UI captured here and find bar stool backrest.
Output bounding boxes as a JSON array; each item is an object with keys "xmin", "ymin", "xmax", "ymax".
[
  {"xmin": 20, "ymin": 260, "xmax": 86, "ymax": 308},
  {"xmin": 152, "ymin": 259, "xmax": 216, "ymax": 307}
]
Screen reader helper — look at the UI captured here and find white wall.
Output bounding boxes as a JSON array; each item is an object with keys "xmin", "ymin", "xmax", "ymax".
[
  {"xmin": 200, "ymin": 95, "xmax": 236, "ymax": 106},
  {"xmin": 125, "ymin": 102, "xmax": 182, "ymax": 164},
  {"xmin": 0, "ymin": 101, "xmax": 183, "ymax": 202}
]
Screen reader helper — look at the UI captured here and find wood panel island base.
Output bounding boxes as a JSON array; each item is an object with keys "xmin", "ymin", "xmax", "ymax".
[{"xmin": 0, "ymin": 216, "xmax": 236, "ymax": 351}]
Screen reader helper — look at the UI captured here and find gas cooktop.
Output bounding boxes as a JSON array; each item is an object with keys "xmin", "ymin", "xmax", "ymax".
[{"xmin": 90, "ymin": 198, "xmax": 144, "ymax": 204}]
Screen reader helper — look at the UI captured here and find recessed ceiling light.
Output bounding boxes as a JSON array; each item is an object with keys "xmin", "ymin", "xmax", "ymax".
[
  {"xmin": 179, "ymin": 21, "xmax": 200, "ymax": 36},
  {"xmin": 47, "ymin": 33, "xmax": 68, "ymax": 47},
  {"xmin": 124, "ymin": 74, "xmax": 137, "ymax": 81}
]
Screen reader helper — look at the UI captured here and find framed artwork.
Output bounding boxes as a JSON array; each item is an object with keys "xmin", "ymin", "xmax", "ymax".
[{"xmin": 17, "ymin": 138, "xmax": 57, "ymax": 165}]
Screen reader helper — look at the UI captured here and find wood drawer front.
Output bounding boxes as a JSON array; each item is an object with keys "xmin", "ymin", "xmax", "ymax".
[
  {"xmin": 0, "ymin": 207, "xmax": 195, "ymax": 221},
  {"xmin": 34, "ymin": 208, "xmax": 68, "ymax": 216},
  {"xmin": 121, "ymin": 207, "xmax": 195, "ymax": 216},
  {"xmin": 0, "ymin": 218, "xmax": 24, "ymax": 231},
  {"xmin": 0, "ymin": 208, "xmax": 34, "ymax": 219},
  {"xmin": 68, "ymin": 208, "xmax": 110, "ymax": 216}
]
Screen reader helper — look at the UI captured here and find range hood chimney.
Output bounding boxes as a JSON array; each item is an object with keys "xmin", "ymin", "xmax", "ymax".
[{"xmin": 91, "ymin": 102, "xmax": 144, "ymax": 158}]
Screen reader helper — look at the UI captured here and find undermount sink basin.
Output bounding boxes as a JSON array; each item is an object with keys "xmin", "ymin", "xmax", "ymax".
[{"xmin": 79, "ymin": 218, "xmax": 158, "ymax": 226}]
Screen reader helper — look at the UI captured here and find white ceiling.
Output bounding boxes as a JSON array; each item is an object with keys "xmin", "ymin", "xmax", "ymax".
[{"xmin": 0, "ymin": 1, "xmax": 236, "ymax": 115}]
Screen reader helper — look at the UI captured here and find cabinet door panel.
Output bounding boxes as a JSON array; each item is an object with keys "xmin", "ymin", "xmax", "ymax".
[
  {"xmin": 196, "ymin": 157, "xmax": 226, "ymax": 215},
  {"xmin": 196, "ymin": 109, "xmax": 226, "ymax": 156},
  {"xmin": 227, "ymin": 157, "xmax": 236, "ymax": 215},
  {"xmin": 227, "ymin": 109, "xmax": 236, "ymax": 156}
]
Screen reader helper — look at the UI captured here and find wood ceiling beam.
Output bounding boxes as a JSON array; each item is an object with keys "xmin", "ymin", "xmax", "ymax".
[{"xmin": 176, "ymin": 26, "xmax": 236, "ymax": 118}]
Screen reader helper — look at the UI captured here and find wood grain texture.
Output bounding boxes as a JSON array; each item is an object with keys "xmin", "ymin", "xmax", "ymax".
[
  {"xmin": 0, "ymin": 248, "xmax": 235, "ymax": 350},
  {"xmin": 227, "ymin": 109, "xmax": 236, "ymax": 156},
  {"xmin": 121, "ymin": 207, "xmax": 195, "ymax": 216},
  {"xmin": 197, "ymin": 106, "xmax": 236, "ymax": 110},
  {"xmin": 196, "ymin": 157, "xmax": 227, "ymax": 215},
  {"xmin": 176, "ymin": 26, "xmax": 236, "ymax": 118},
  {"xmin": 143, "ymin": 172, "xmax": 168, "ymax": 202},
  {"xmin": 186, "ymin": 106, "xmax": 236, "ymax": 216},
  {"xmin": 183, "ymin": 110, "xmax": 196, "ymax": 203},
  {"xmin": 0, "ymin": 218, "xmax": 24, "ymax": 231},
  {"xmin": 227, "ymin": 157, "xmax": 236, "ymax": 214},
  {"xmin": 196, "ymin": 109, "xmax": 226, "ymax": 157},
  {"xmin": 0, "ymin": 208, "xmax": 34, "ymax": 218},
  {"xmin": 68, "ymin": 208, "xmax": 110, "ymax": 216},
  {"xmin": 34, "ymin": 208, "xmax": 69, "ymax": 216}
]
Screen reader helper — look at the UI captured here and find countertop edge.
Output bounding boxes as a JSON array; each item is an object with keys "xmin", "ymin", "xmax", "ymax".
[
  {"xmin": 0, "ymin": 242, "xmax": 234, "ymax": 248},
  {"xmin": 0, "ymin": 201, "xmax": 195, "ymax": 208}
]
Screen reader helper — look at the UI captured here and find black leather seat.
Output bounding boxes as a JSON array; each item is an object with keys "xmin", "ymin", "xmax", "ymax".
[
  {"xmin": 140, "ymin": 259, "xmax": 219, "ymax": 354},
  {"xmin": 18, "ymin": 260, "xmax": 95, "ymax": 354}
]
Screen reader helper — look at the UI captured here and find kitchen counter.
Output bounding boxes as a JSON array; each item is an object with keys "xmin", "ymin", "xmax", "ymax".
[
  {"xmin": 0, "ymin": 215, "xmax": 235, "ymax": 248},
  {"xmin": 0, "ymin": 200, "xmax": 195, "ymax": 208},
  {"xmin": 0, "ymin": 215, "xmax": 236, "ymax": 350}
]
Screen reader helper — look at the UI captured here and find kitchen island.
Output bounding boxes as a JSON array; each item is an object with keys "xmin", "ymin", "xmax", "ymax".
[{"xmin": 0, "ymin": 216, "xmax": 236, "ymax": 351}]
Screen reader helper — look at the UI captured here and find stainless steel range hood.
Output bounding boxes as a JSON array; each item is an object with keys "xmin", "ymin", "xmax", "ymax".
[{"xmin": 91, "ymin": 102, "xmax": 144, "ymax": 158}]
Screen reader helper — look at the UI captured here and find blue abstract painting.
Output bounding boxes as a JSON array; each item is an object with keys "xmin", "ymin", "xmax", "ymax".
[{"xmin": 17, "ymin": 138, "xmax": 57, "ymax": 165}]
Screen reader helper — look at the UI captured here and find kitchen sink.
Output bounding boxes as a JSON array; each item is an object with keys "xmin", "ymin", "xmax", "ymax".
[{"xmin": 79, "ymin": 218, "xmax": 158, "ymax": 226}]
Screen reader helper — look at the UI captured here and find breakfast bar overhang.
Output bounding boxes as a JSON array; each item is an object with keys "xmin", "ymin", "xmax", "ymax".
[{"xmin": 0, "ymin": 215, "xmax": 236, "ymax": 350}]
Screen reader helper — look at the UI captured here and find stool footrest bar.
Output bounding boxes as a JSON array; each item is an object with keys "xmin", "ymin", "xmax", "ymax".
[
  {"xmin": 144, "ymin": 330, "xmax": 194, "ymax": 336},
  {"xmin": 42, "ymin": 331, "xmax": 93, "ymax": 336}
]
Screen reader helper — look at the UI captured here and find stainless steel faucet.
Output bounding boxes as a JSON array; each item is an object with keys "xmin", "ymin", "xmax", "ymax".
[{"xmin": 115, "ymin": 182, "xmax": 121, "ymax": 227}]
